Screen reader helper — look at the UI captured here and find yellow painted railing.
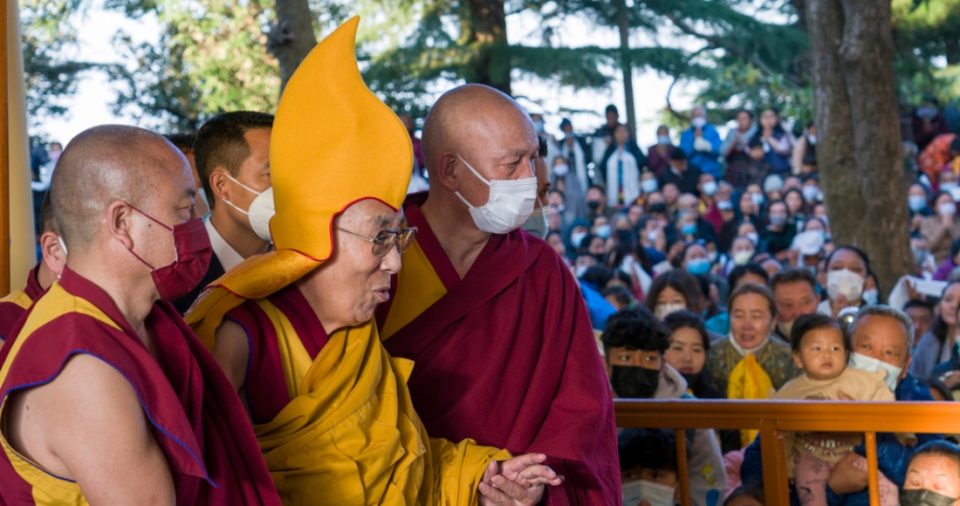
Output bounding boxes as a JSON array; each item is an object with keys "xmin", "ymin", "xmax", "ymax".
[{"xmin": 615, "ymin": 399, "xmax": 960, "ymax": 506}]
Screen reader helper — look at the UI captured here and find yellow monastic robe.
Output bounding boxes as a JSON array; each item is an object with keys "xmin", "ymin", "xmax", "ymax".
[{"xmin": 188, "ymin": 288, "xmax": 509, "ymax": 505}]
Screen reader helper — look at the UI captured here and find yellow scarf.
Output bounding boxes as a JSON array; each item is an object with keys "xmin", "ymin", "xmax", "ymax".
[{"xmin": 727, "ymin": 354, "xmax": 775, "ymax": 446}]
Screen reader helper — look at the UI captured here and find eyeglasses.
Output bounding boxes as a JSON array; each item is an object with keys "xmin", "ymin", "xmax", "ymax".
[{"xmin": 337, "ymin": 226, "xmax": 418, "ymax": 257}]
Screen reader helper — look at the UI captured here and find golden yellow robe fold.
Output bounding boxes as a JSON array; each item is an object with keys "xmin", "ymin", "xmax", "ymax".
[{"xmin": 188, "ymin": 288, "xmax": 509, "ymax": 505}]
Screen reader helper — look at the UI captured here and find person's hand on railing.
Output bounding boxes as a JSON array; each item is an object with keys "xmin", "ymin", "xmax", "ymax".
[
  {"xmin": 827, "ymin": 453, "xmax": 869, "ymax": 494},
  {"xmin": 478, "ymin": 453, "xmax": 564, "ymax": 506}
]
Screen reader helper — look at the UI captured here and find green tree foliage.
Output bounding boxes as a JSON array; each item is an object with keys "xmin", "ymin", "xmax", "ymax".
[
  {"xmin": 106, "ymin": 0, "xmax": 281, "ymax": 133},
  {"xmin": 360, "ymin": 0, "xmax": 809, "ymax": 121},
  {"xmin": 19, "ymin": 0, "xmax": 959, "ymax": 136},
  {"xmin": 892, "ymin": 0, "xmax": 960, "ymax": 103}
]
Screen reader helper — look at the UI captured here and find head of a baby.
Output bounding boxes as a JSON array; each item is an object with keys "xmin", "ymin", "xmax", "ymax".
[{"xmin": 791, "ymin": 313, "xmax": 850, "ymax": 381}]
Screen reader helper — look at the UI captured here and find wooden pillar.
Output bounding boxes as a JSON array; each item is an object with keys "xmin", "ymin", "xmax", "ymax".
[{"xmin": 0, "ymin": 0, "xmax": 9, "ymax": 295}]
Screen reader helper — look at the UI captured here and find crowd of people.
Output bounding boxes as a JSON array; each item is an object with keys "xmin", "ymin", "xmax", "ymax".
[{"xmin": 519, "ymin": 88, "xmax": 960, "ymax": 503}]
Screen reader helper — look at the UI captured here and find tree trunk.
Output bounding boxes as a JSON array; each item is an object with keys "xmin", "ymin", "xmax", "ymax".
[
  {"xmin": 806, "ymin": 0, "xmax": 913, "ymax": 295},
  {"xmin": 268, "ymin": 0, "xmax": 316, "ymax": 91},
  {"xmin": 615, "ymin": 0, "xmax": 637, "ymax": 141},
  {"xmin": 460, "ymin": 0, "xmax": 510, "ymax": 94}
]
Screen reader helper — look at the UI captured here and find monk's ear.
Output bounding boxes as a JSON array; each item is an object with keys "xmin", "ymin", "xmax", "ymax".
[
  {"xmin": 431, "ymin": 153, "xmax": 461, "ymax": 192},
  {"xmin": 106, "ymin": 201, "xmax": 136, "ymax": 251},
  {"xmin": 38, "ymin": 231, "xmax": 66, "ymax": 276}
]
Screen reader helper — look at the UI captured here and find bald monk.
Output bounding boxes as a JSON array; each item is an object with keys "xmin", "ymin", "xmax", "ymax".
[
  {"xmin": 0, "ymin": 125, "xmax": 280, "ymax": 504},
  {"xmin": 378, "ymin": 84, "xmax": 621, "ymax": 505},
  {"xmin": 188, "ymin": 18, "xmax": 561, "ymax": 505},
  {"xmin": 0, "ymin": 195, "xmax": 65, "ymax": 344}
]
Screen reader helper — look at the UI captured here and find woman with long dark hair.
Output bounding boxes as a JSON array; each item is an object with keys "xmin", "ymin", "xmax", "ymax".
[{"xmin": 912, "ymin": 280, "xmax": 960, "ymax": 380}]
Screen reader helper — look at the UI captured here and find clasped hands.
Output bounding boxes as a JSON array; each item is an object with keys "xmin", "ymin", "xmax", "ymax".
[{"xmin": 478, "ymin": 453, "xmax": 564, "ymax": 505}]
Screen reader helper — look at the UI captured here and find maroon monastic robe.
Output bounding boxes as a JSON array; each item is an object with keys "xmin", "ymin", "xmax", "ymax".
[
  {"xmin": 0, "ymin": 268, "xmax": 280, "ymax": 505},
  {"xmin": 0, "ymin": 264, "xmax": 45, "ymax": 342},
  {"xmin": 379, "ymin": 198, "xmax": 621, "ymax": 505}
]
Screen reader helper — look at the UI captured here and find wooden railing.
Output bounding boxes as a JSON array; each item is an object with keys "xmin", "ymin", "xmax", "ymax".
[{"xmin": 615, "ymin": 399, "xmax": 960, "ymax": 506}]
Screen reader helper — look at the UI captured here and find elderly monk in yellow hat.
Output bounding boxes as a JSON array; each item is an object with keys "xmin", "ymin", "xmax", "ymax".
[{"xmin": 187, "ymin": 17, "xmax": 562, "ymax": 505}]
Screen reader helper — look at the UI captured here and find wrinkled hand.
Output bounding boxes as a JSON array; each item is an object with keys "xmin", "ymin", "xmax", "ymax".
[
  {"xmin": 828, "ymin": 453, "xmax": 868, "ymax": 494},
  {"xmin": 478, "ymin": 453, "xmax": 564, "ymax": 506}
]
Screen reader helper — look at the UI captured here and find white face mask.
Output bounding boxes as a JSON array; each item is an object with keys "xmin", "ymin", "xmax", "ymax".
[
  {"xmin": 622, "ymin": 479, "xmax": 676, "ymax": 506},
  {"xmin": 221, "ymin": 173, "xmax": 274, "ymax": 242},
  {"xmin": 702, "ymin": 181, "xmax": 718, "ymax": 196},
  {"xmin": 732, "ymin": 250, "xmax": 754, "ymax": 266},
  {"xmin": 522, "ymin": 206, "xmax": 549, "ymax": 239},
  {"xmin": 571, "ymin": 231, "xmax": 588, "ymax": 249},
  {"xmin": 691, "ymin": 117, "xmax": 707, "ymax": 129},
  {"xmin": 862, "ymin": 288, "xmax": 879, "ymax": 305},
  {"xmin": 826, "ymin": 268, "xmax": 865, "ymax": 303},
  {"xmin": 574, "ymin": 264, "xmax": 589, "ymax": 278},
  {"xmin": 641, "ymin": 178, "xmax": 658, "ymax": 194},
  {"xmin": 849, "ymin": 352, "xmax": 902, "ymax": 392},
  {"xmin": 454, "ymin": 154, "xmax": 537, "ymax": 234},
  {"xmin": 655, "ymin": 303, "xmax": 686, "ymax": 321},
  {"xmin": 939, "ymin": 202, "xmax": 957, "ymax": 216},
  {"xmin": 552, "ymin": 164, "xmax": 569, "ymax": 177}
]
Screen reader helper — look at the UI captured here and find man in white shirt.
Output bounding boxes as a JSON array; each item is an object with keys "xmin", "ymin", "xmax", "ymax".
[{"xmin": 173, "ymin": 111, "xmax": 274, "ymax": 313}]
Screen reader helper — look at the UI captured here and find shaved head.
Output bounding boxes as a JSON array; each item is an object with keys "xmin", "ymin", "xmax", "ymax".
[
  {"xmin": 51, "ymin": 125, "xmax": 191, "ymax": 252},
  {"xmin": 422, "ymin": 84, "xmax": 536, "ymax": 178},
  {"xmin": 38, "ymin": 193, "xmax": 58, "ymax": 235}
]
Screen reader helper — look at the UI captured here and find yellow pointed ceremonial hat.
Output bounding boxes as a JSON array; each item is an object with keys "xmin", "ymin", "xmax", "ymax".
[{"xmin": 202, "ymin": 16, "xmax": 412, "ymax": 300}]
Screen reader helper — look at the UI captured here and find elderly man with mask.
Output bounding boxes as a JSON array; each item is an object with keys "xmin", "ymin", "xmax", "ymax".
[
  {"xmin": 188, "ymin": 19, "xmax": 560, "ymax": 505},
  {"xmin": 377, "ymin": 85, "xmax": 620, "ymax": 501},
  {"xmin": 741, "ymin": 305, "xmax": 938, "ymax": 505},
  {"xmin": 0, "ymin": 125, "xmax": 280, "ymax": 503},
  {"xmin": 825, "ymin": 305, "xmax": 938, "ymax": 504}
]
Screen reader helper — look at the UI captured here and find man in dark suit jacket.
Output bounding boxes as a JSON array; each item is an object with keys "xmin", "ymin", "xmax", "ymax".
[{"xmin": 173, "ymin": 111, "xmax": 275, "ymax": 313}]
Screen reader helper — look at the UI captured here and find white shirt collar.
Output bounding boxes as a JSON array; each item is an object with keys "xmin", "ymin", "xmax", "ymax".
[{"xmin": 204, "ymin": 217, "xmax": 245, "ymax": 271}]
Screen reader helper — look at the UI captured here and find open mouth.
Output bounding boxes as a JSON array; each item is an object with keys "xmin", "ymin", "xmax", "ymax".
[{"xmin": 373, "ymin": 288, "xmax": 391, "ymax": 303}]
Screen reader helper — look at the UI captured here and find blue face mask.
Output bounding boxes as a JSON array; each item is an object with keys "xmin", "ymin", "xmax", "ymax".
[
  {"xmin": 595, "ymin": 224, "xmax": 612, "ymax": 239},
  {"xmin": 908, "ymin": 195, "xmax": 927, "ymax": 212},
  {"xmin": 681, "ymin": 223, "xmax": 697, "ymax": 236},
  {"xmin": 686, "ymin": 258, "xmax": 711, "ymax": 275}
]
